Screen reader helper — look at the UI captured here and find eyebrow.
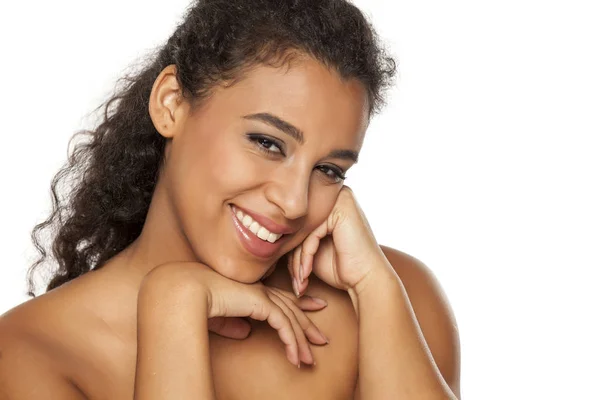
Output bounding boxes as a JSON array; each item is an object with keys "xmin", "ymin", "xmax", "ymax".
[{"xmin": 242, "ymin": 112, "xmax": 359, "ymax": 164}]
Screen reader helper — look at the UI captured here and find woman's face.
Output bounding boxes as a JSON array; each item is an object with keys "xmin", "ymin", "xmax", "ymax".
[{"xmin": 151, "ymin": 57, "xmax": 369, "ymax": 283}]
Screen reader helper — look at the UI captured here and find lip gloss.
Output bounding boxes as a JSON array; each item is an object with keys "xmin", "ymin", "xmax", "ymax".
[{"xmin": 230, "ymin": 205, "xmax": 286, "ymax": 259}]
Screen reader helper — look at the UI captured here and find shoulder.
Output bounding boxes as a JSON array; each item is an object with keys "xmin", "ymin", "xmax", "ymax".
[
  {"xmin": 0, "ymin": 301, "xmax": 87, "ymax": 399},
  {"xmin": 379, "ymin": 245, "xmax": 462, "ymax": 397},
  {"xmin": 300, "ymin": 245, "xmax": 461, "ymax": 398},
  {"xmin": 0, "ymin": 271, "xmax": 119, "ymax": 400}
]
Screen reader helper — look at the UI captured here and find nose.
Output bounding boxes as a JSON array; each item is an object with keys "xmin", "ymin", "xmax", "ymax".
[{"xmin": 264, "ymin": 169, "xmax": 309, "ymax": 221}]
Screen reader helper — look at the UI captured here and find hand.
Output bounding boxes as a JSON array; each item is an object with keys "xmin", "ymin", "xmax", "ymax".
[
  {"xmin": 143, "ymin": 261, "xmax": 330, "ymax": 367},
  {"xmin": 206, "ymin": 300, "xmax": 323, "ymax": 340},
  {"xmin": 208, "ymin": 256, "xmax": 315, "ymax": 339},
  {"xmin": 287, "ymin": 185, "xmax": 393, "ymax": 296}
]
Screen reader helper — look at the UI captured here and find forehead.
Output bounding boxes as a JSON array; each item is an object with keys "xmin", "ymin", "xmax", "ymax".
[{"xmin": 198, "ymin": 57, "xmax": 369, "ymax": 148}]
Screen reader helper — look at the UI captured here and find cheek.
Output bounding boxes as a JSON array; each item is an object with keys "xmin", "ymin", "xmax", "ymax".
[
  {"xmin": 164, "ymin": 130, "xmax": 237, "ymax": 228},
  {"xmin": 203, "ymin": 145, "xmax": 264, "ymax": 196},
  {"xmin": 177, "ymin": 131, "xmax": 248, "ymax": 193},
  {"xmin": 303, "ymin": 187, "xmax": 339, "ymax": 232}
]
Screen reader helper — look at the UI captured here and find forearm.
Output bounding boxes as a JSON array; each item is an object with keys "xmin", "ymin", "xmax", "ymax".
[
  {"xmin": 348, "ymin": 265, "xmax": 456, "ymax": 399},
  {"xmin": 134, "ymin": 271, "xmax": 216, "ymax": 399}
]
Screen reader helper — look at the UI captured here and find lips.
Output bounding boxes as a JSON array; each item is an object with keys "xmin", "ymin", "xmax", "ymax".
[
  {"xmin": 232, "ymin": 204, "xmax": 295, "ymax": 235},
  {"xmin": 229, "ymin": 205, "xmax": 286, "ymax": 259}
]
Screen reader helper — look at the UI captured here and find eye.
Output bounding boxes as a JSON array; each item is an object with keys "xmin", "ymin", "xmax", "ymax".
[
  {"xmin": 316, "ymin": 165, "xmax": 347, "ymax": 183},
  {"xmin": 247, "ymin": 134, "xmax": 347, "ymax": 183},
  {"xmin": 247, "ymin": 134, "xmax": 285, "ymax": 156}
]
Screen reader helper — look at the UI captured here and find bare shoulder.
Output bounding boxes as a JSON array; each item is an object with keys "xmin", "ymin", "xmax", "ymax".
[
  {"xmin": 0, "ymin": 268, "xmax": 132, "ymax": 400},
  {"xmin": 0, "ymin": 302, "xmax": 86, "ymax": 399},
  {"xmin": 379, "ymin": 245, "xmax": 462, "ymax": 398},
  {"xmin": 259, "ymin": 246, "xmax": 461, "ymax": 398}
]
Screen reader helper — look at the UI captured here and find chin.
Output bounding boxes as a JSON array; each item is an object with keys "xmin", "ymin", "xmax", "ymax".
[{"xmin": 209, "ymin": 254, "xmax": 270, "ymax": 284}]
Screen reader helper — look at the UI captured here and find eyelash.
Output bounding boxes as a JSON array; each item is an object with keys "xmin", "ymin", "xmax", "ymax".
[{"xmin": 247, "ymin": 134, "xmax": 347, "ymax": 182}]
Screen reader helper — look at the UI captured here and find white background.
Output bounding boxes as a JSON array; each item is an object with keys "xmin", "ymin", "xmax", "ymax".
[{"xmin": 1, "ymin": 0, "xmax": 599, "ymax": 398}]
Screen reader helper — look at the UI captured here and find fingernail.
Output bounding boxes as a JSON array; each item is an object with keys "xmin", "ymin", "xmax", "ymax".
[
  {"xmin": 292, "ymin": 278, "xmax": 300, "ymax": 298},
  {"xmin": 299, "ymin": 264, "xmax": 304, "ymax": 283},
  {"xmin": 297, "ymin": 362, "xmax": 301, "ymax": 368},
  {"xmin": 311, "ymin": 297, "xmax": 328, "ymax": 306},
  {"xmin": 320, "ymin": 331, "xmax": 330, "ymax": 344}
]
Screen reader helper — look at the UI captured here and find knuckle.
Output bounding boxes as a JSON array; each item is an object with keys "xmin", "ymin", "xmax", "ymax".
[{"xmin": 251, "ymin": 298, "xmax": 269, "ymax": 320}]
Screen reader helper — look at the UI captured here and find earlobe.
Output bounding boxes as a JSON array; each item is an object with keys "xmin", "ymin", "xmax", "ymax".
[{"xmin": 148, "ymin": 64, "xmax": 188, "ymax": 139}]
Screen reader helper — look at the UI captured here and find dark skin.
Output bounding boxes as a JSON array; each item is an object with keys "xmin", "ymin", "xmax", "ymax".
[{"xmin": 0, "ymin": 57, "xmax": 460, "ymax": 399}]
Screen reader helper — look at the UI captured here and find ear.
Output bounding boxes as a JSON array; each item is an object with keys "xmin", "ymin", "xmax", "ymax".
[{"xmin": 148, "ymin": 64, "xmax": 190, "ymax": 140}]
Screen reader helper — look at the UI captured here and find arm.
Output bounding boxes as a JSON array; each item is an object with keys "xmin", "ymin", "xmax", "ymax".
[
  {"xmin": 288, "ymin": 188, "xmax": 460, "ymax": 398},
  {"xmin": 133, "ymin": 266, "xmax": 216, "ymax": 400},
  {"xmin": 349, "ymin": 248, "xmax": 460, "ymax": 400},
  {"xmin": 133, "ymin": 261, "xmax": 329, "ymax": 399}
]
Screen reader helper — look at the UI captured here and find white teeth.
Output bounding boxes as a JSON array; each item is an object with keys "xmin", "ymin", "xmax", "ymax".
[
  {"xmin": 256, "ymin": 227, "xmax": 270, "ymax": 240},
  {"xmin": 248, "ymin": 221, "xmax": 260, "ymax": 234},
  {"xmin": 242, "ymin": 215, "xmax": 253, "ymax": 228},
  {"xmin": 233, "ymin": 206, "xmax": 284, "ymax": 243}
]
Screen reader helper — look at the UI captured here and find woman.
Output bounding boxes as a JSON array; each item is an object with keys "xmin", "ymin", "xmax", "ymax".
[{"xmin": 0, "ymin": 0, "xmax": 460, "ymax": 398}]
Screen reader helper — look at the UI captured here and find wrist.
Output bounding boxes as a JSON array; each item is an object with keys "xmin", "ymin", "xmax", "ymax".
[
  {"xmin": 347, "ymin": 262, "xmax": 401, "ymax": 316},
  {"xmin": 349, "ymin": 259, "xmax": 397, "ymax": 296}
]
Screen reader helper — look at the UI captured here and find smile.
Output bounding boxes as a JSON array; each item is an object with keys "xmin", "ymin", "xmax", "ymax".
[
  {"xmin": 233, "ymin": 208, "xmax": 283, "ymax": 243},
  {"xmin": 229, "ymin": 205, "xmax": 287, "ymax": 259}
]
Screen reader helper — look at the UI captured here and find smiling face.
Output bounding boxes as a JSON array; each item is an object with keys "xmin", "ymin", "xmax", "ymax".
[{"xmin": 145, "ymin": 56, "xmax": 369, "ymax": 283}]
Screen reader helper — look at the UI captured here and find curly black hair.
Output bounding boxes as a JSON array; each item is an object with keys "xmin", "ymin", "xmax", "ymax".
[{"xmin": 26, "ymin": 0, "xmax": 397, "ymax": 296}]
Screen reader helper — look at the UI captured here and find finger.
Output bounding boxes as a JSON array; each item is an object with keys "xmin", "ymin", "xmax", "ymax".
[
  {"xmin": 270, "ymin": 288, "xmax": 329, "ymax": 346},
  {"xmin": 248, "ymin": 291, "xmax": 300, "ymax": 366},
  {"xmin": 300, "ymin": 220, "xmax": 330, "ymax": 288},
  {"xmin": 286, "ymin": 251, "xmax": 297, "ymax": 297},
  {"xmin": 297, "ymin": 247, "xmax": 312, "ymax": 297},
  {"xmin": 270, "ymin": 287, "xmax": 328, "ymax": 311},
  {"xmin": 292, "ymin": 246, "xmax": 303, "ymax": 297},
  {"xmin": 267, "ymin": 290, "xmax": 315, "ymax": 366},
  {"xmin": 294, "ymin": 295, "xmax": 328, "ymax": 311},
  {"xmin": 207, "ymin": 317, "xmax": 251, "ymax": 339}
]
